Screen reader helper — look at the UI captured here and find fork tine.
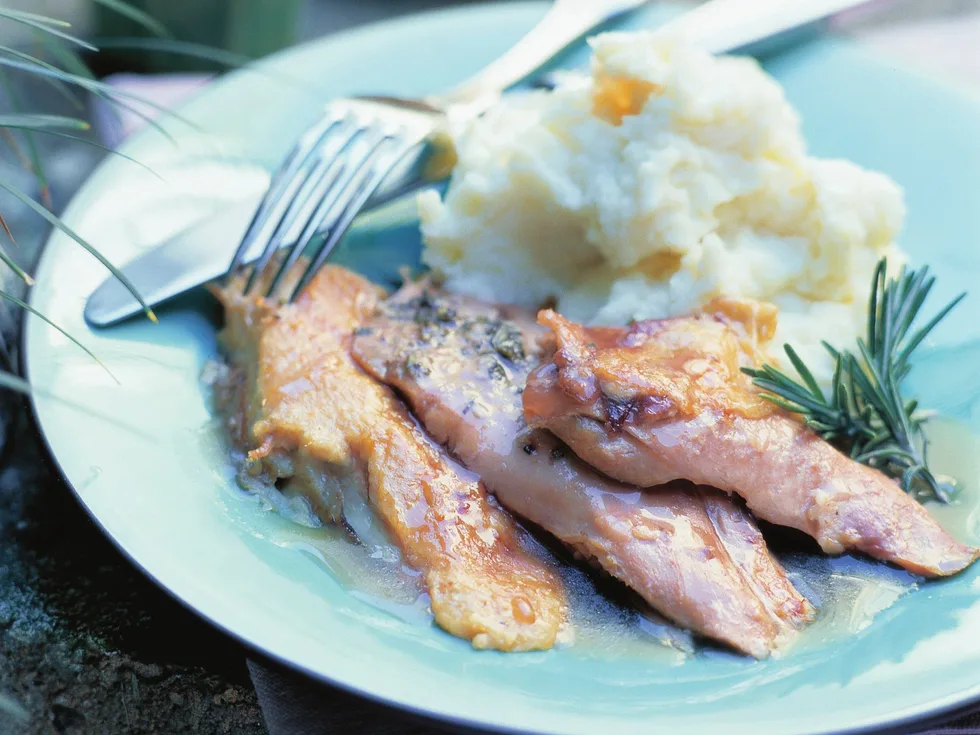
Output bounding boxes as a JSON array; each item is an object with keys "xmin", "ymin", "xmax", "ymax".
[
  {"xmin": 263, "ymin": 126, "xmax": 391, "ymax": 297},
  {"xmin": 244, "ymin": 156, "xmax": 346, "ymax": 294},
  {"xmin": 287, "ymin": 136, "xmax": 422, "ymax": 300},
  {"xmin": 224, "ymin": 108, "xmax": 347, "ymax": 283},
  {"xmin": 243, "ymin": 127, "xmax": 360, "ymax": 295}
]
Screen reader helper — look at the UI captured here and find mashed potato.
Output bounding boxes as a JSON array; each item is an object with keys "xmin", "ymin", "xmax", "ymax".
[{"xmin": 419, "ymin": 32, "xmax": 905, "ymax": 383}]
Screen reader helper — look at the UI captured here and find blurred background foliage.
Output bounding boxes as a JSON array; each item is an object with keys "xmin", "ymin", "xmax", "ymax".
[
  {"xmin": 1, "ymin": 0, "xmax": 479, "ymax": 71},
  {"xmin": 90, "ymin": 0, "xmax": 303, "ymax": 73}
]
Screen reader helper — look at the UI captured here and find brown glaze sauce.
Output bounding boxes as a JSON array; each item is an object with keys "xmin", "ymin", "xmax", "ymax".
[{"xmin": 531, "ymin": 300, "xmax": 778, "ymax": 431}]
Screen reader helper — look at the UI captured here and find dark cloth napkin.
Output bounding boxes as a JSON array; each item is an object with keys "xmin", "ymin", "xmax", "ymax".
[{"xmin": 248, "ymin": 657, "xmax": 980, "ymax": 735}]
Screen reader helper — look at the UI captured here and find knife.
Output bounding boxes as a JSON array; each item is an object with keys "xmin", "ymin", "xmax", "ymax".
[
  {"xmin": 84, "ymin": 145, "xmax": 440, "ymax": 327},
  {"xmin": 85, "ymin": 0, "xmax": 870, "ymax": 328}
]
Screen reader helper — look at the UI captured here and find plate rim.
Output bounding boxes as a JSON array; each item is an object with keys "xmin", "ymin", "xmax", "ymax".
[{"xmin": 23, "ymin": 3, "xmax": 980, "ymax": 733}]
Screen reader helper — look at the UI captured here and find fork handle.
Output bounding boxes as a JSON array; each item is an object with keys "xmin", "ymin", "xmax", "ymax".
[
  {"xmin": 424, "ymin": 0, "xmax": 649, "ymax": 113},
  {"xmin": 426, "ymin": 0, "xmax": 872, "ymax": 116}
]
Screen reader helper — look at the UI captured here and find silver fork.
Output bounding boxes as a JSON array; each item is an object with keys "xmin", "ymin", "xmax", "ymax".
[
  {"xmin": 225, "ymin": 0, "xmax": 651, "ymax": 302},
  {"xmin": 226, "ymin": 97, "xmax": 442, "ymax": 300}
]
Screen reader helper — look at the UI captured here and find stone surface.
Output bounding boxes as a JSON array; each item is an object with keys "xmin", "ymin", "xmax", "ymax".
[
  {"xmin": 0, "ymin": 424, "xmax": 266, "ymax": 734},
  {"xmin": 0, "ymin": 72, "xmax": 265, "ymax": 734}
]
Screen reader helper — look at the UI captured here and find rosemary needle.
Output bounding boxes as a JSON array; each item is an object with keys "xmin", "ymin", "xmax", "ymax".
[{"xmin": 743, "ymin": 258, "xmax": 966, "ymax": 503}]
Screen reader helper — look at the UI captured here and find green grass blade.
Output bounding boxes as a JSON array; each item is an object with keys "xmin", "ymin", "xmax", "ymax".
[
  {"xmin": 1, "ymin": 48, "xmax": 163, "ymax": 165},
  {"xmin": 0, "ymin": 128, "xmax": 31, "ymax": 171},
  {"xmin": 22, "ymin": 129, "xmax": 162, "ymax": 179},
  {"xmin": 92, "ymin": 37, "xmax": 250, "ymax": 67},
  {"xmin": 90, "ymin": 0, "xmax": 172, "ymax": 38},
  {"xmin": 0, "ymin": 9, "xmax": 70, "ymax": 26},
  {"xmin": 0, "ymin": 43, "xmax": 85, "ymax": 110},
  {"xmin": 89, "ymin": 38, "xmax": 318, "ymax": 98},
  {"xmin": 0, "ymin": 243, "xmax": 33, "ymax": 285},
  {"xmin": 0, "ymin": 70, "xmax": 50, "ymax": 207},
  {"xmin": 43, "ymin": 41, "xmax": 95, "ymax": 79},
  {"xmin": 0, "ymin": 180, "xmax": 156, "ymax": 323},
  {"xmin": 0, "ymin": 113, "xmax": 89, "ymax": 130},
  {"xmin": 92, "ymin": 91, "xmax": 177, "ymax": 144},
  {"xmin": 0, "ymin": 57, "xmax": 199, "ymax": 127},
  {"xmin": 0, "ymin": 290, "xmax": 118, "ymax": 382},
  {"xmin": 0, "ymin": 57, "xmax": 184, "ymax": 143},
  {"xmin": 0, "ymin": 211, "xmax": 14, "ymax": 243},
  {"xmin": 0, "ymin": 9, "xmax": 97, "ymax": 51}
]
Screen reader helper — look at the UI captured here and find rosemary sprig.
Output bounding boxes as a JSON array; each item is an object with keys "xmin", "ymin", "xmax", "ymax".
[{"xmin": 743, "ymin": 258, "xmax": 966, "ymax": 502}]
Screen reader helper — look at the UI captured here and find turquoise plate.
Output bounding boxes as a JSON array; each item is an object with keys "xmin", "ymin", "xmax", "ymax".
[{"xmin": 25, "ymin": 3, "xmax": 980, "ymax": 733}]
